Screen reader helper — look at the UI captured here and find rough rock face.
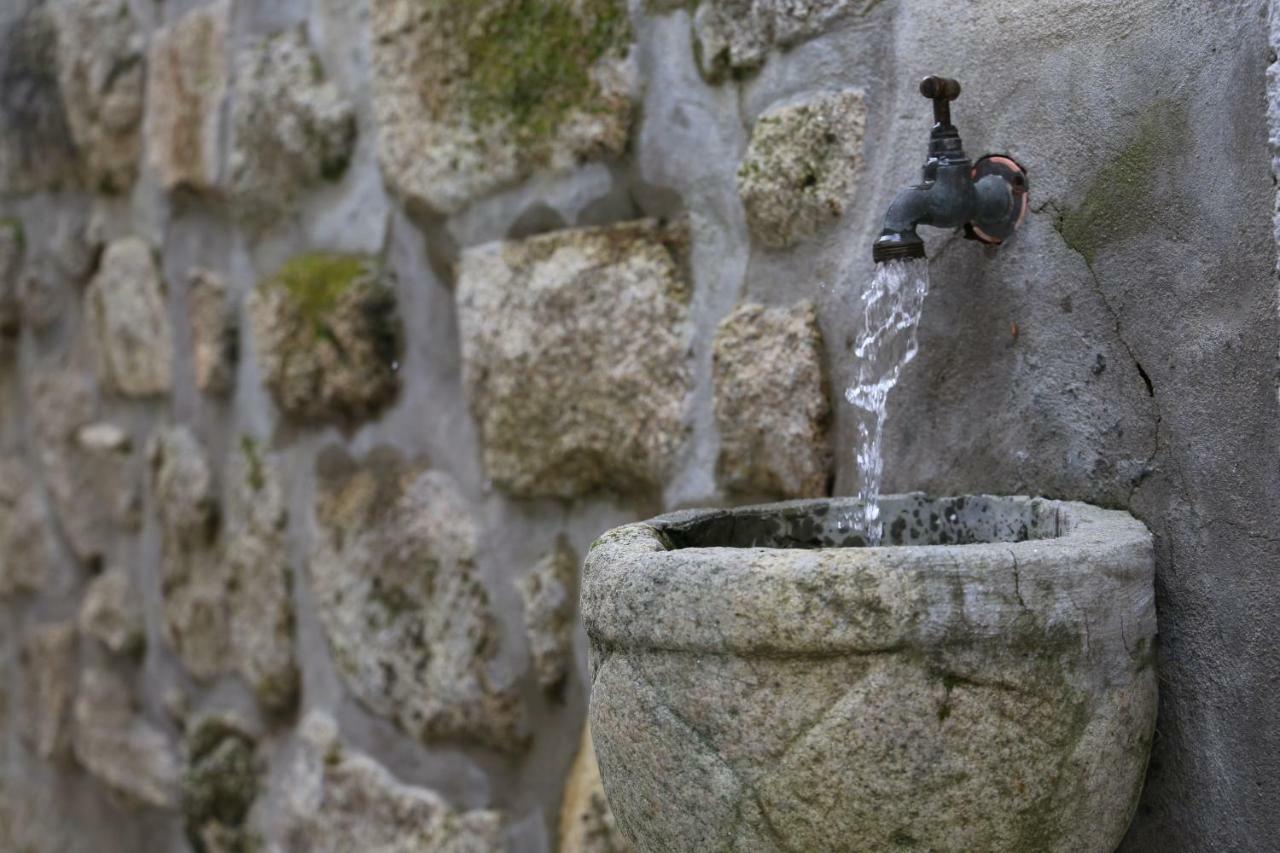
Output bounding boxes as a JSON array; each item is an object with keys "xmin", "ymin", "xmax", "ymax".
[
  {"xmin": 30, "ymin": 364, "xmax": 142, "ymax": 563},
  {"xmin": 737, "ymin": 90, "xmax": 868, "ymax": 249},
  {"xmin": 0, "ymin": 219, "xmax": 22, "ymax": 350},
  {"xmin": 249, "ymin": 253, "xmax": 402, "ymax": 426},
  {"xmin": 517, "ymin": 538, "xmax": 578, "ymax": 693},
  {"xmin": 150, "ymin": 425, "xmax": 224, "ymax": 678},
  {"xmin": 0, "ymin": 3, "xmax": 80, "ymax": 195},
  {"xmin": 145, "ymin": 1, "xmax": 229, "ymax": 193},
  {"xmin": 712, "ymin": 301, "xmax": 830, "ymax": 498},
  {"xmin": 49, "ymin": 0, "xmax": 145, "ymax": 193},
  {"xmin": 22, "ymin": 620, "xmax": 77, "ymax": 760},
  {"xmin": 584, "ymin": 497, "xmax": 1158, "ymax": 852},
  {"xmin": 14, "ymin": 207, "xmax": 101, "ymax": 331},
  {"xmin": 456, "ymin": 221, "xmax": 693, "ymax": 498},
  {"xmin": 187, "ymin": 268, "xmax": 237, "ymax": 396},
  {"xmin": 0, "ymin": 457, "xmax": 51, "ymax": 597},
  {"xmin": 151, "ymin": 427, "xmax": 298, "ymax": 711},
  {"xmin": 182, "ymin": 715, "xmax": 259, "ymax": 852},
  {"xmin": 229, "ymin": 28, "xmax": 356, "ymax": 228},
  {"xmin": 72, "ymin": 668, "xmax": 180, "ymax": 809},
  {"xmin": 281, "ymin": 710, "xmax": 506, "ymax": 852},
  {"xmin": 311, "ymin": 446, "xmax": 527, "ymax": 752},
  {"xmin": 85, "ymin": 237, "xmax": 173, "ymax": 397},
  {"xmin": 370, "ymin": 0, "xmax": 634, "ymax": 214},
  {"xmin": 78, "ymin": 566, "xmax": 145, "ymax": 655},
  {"xmin": 222, "ymin": 437, "xmax": 299, "ymax": 712},
  {"xmin": 559, "ymin": 724, "xmax": 630, "ymax": 853},
  {"xmin": 687, "ymin": 0, "xmax": 879, "ymax": 78}
]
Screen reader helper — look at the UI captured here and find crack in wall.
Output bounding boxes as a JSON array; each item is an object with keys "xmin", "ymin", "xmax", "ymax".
[{"xmin": 1043, "ymin": 199, "xmax": 1164, "ymax": 505}]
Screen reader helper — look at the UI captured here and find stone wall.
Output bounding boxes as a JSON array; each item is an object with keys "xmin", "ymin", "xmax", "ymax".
[{"xmin": 0, "ymin": 0, "xmax": 1275, "ymax": 851}]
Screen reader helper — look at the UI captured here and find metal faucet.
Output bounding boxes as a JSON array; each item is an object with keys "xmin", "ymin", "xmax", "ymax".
[{"xmin": 872, "ymin": 76, "xmax": 1029, "ymax": 263}]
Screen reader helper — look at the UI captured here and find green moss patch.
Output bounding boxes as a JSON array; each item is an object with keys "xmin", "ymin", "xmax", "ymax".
[
  {"xmin": 1056, "ymin": 100, "xmax": 1188, "ymax": 266},
  {"xmin": 268, "ymin": 253, "xmax": 368, "ymax": 331},
  {"xmin": 451, "ymin": 0, "xmax": 630, "ymax": 144}
]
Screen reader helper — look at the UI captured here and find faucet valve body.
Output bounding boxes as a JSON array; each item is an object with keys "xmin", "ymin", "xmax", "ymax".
[{"xmin": 872, "ymin": 76, "xmax": 1029, "ymax": 263}]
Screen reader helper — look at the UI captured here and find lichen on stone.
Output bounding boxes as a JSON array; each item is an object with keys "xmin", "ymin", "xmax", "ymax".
[
  {"xmin": 249, "ymin": 253, "xmax": 402, "ymax": 426},
  {"xmin": 182, "ymin": 715, "xmax": 259, "ymax": 853},
  {"xmin": 712, "ymin": 300, "xmax": 830, "ymax": 498},
  {"xmin": 150, "ymin": 426, "xmax": 299, "ymax": 712},
  {"xmin": 456, "ymin": 219, "xmax": 693, "ymax": 498},
  {"xmin": 229, "ymin": 27, "xmax": 356, "ymax": 229},
  {"xmin": 737, "ymin": 89, "xmax": 868, "ymax": 249},
  {"xmin": 371, "ymin": 0, "xmax": 635, "ymax": 213},
  {"xmin": 310, "ymin": 445, "xmax": 528, "ymax": 753},
  {"xmin": 460, "ymin": 0, "xmax": 631, "ymax": 144}
]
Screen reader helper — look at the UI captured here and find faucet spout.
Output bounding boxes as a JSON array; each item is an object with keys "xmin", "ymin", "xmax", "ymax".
[{"xmin": 872, "ymin": 77, "xmax": 1029, "ymax": 264}]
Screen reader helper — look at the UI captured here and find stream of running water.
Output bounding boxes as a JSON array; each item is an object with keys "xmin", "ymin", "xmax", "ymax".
[{"xmin": 838, "ymin": 258, "xmax": 931, "ymax": 545}]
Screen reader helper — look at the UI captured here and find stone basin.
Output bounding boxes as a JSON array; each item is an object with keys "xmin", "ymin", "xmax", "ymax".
[{"xmin": 583, "ymin": 495, "xmax": 1157, "ymax": 853}]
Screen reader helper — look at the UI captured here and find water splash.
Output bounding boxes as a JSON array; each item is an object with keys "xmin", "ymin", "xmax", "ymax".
[{"xmin": 840, "ymin": 259, "xmax": 930, "ymax": 545}]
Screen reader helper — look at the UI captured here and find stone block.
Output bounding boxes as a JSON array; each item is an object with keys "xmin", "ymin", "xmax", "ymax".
[{"xmin": 456, "ymin": 220, "xmax": 693, "ymax": 498}]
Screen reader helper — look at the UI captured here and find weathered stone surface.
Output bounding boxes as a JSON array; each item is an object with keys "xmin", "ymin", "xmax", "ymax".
[
  {"xmin": 249, "ymin": 254, "xmax": 401, "ymax": 425},
  {"xmin": 145, "ymin": 1, "xmax": 229, "ymax": 194},
  {"xmin": 78, "ymin": 566, "xmax": 145, "ymax": 655},
  {"xmin": 182, "ymin": 715, "xmax": 259, "ymax": 852},
  {"xmin": 311, "ymin": 446, "xmax": 527, "ymax": 752},
  {"xmin": 0, "ymin": 219, "xmax": 22, "ymax": 349},
  {"xmin": 15, "ymin": 208, "xmax": 101, "ymax": 331},
  {"xmin": 737, "ymin": 90, "xmax": 867, "ymax": 249},
  {"xmin": 559, "ymin": 723, "xmax": 630, "ymax": 853},
  {"xmin": 30, "ymin": 364, "xmax": 141, "ymax": 563},
  {"xmin": 49, "ymin": 0, "xmax": 145, "ymax": 193},
  {"xmin": 712, "ymin": 301, "xmax": 829, "ymax": 498},
  {"xmin": 151, "ymin": 428, "xmax": 298, "ymax": 710},
  {"xmin": 517, "ymin": 537, "xmax": 577, "ymax": 693},
  {"xmin": 456, "ymin": 221, "xmax": 692, "ymax": 497},
  {"xmin": 22, "ymin": 620, "xmax": 77, "ymax": 760},
  {"xmin": 689, "ymin": 0, "xmax": 879, "ymax": 78},
  {"xmin": 282, "ymin": 710, "xmax": 506, "ymax": 852},
  {"xmin": 150, "ymin": 424, "xmax": 223, "ymax": 680},
  {"xmin": 251, "ymin": 259, "xmax": 393, "ymax": 425},
  {"xmin": 0, "ymin": 457, "xmax": 51, "ymax": 597},
  {"xmin": 73, "ymin": 668, "xmax": 179, "ymax": 809},
  {"xmin": 584, "ymin": 496, "xmax": 1158, "ymax": 852},
  {"xmin": 0, "ymin": 3, "xmax": 80, "ymax": 195},
  {"xmin": 371, "ymin": 0, "xmax": 634, "ymax": 213},
  {"xmin": 222, "ymin": 436, "xmax": 298, "ymax": 712},
  {"xmin": 187, "ymin": 268, "xmax": 237, "ymax": 396},
  {"xmin": 229, "ymin": 28, "xmax": 356, "ymax": 229},
  {"xmin": 85, "ymin": 237, "xmax": 173, "ymax": 397}
]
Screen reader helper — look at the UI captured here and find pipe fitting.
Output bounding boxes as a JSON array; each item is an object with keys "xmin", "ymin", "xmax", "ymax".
[{"xmin": 872, "ymin": 77, "xmax": 1029, "ymax": 263}]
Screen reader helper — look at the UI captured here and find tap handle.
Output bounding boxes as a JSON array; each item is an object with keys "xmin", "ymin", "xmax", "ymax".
[{"xmin": 920, "ymin": 76, "xmax": 961, "ymax": 126}]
